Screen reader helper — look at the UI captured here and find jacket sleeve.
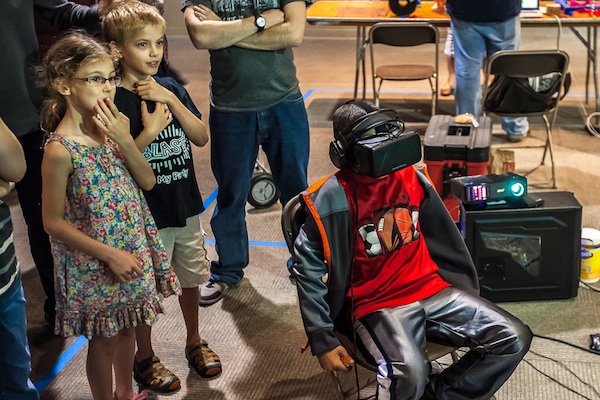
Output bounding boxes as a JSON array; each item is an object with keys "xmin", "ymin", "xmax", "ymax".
[
  {"xmin": 34, "ymin": 0, "xmax": 100, "ymax": 32},
  {"xmin": 417, "ymin": 170, "xmax": 480, "ymax": 295},
  {"xmin": 293, "ymin": 212, "xmax": 341, "ymax": 356}
]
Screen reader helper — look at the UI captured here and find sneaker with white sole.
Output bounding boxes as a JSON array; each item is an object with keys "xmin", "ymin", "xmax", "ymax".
[{"xmin": 199, "ymin": 279, "xmax": 229, "ymax": 306}]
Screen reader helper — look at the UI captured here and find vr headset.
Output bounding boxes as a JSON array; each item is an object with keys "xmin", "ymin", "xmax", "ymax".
[{"xmin": 329, "ymin": 107, "xmax": 422, "ymax": 178}]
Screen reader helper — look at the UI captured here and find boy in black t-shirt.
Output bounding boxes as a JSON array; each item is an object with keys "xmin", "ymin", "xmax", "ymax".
[{"xmin": 104, "ymin": 2, "xmax": 220, "ymax": 394}]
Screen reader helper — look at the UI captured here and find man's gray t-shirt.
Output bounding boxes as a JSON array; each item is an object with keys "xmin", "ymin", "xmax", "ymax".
[{"xmin": 182, "ymin": 0, "xmax": 303, "ymax": 111}]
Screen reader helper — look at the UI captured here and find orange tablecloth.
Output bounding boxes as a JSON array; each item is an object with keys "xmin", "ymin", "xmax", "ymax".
[{"xmin": 307, "ymin": 1, "xmax": 600, "ymax": 26}]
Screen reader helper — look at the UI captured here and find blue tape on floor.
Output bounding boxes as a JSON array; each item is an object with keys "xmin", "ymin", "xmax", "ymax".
[
  {"xmin": 34, "ymin": 335, "xmax": 89, "ymax": 392},
  {"xmin": 202, "ymin": 187, "xmax": 218, "ymax": 214},
  {"xmin": 204, "ymin": 238, "xmax": 286, "ymax": 248}
]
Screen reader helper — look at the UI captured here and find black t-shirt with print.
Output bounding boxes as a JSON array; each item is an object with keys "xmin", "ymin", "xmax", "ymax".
[{"xmin": 115, "ymin": 76, "xmax": 205, "ymax": 229}]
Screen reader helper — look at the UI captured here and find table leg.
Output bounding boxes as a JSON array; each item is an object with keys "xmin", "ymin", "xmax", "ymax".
[
  {"xmin": 353, "ymin": 26, "xmax": 367, "ymax": 100},
  {"xmin": 594, "ymin": 26, "xmax": 598, "ymax": 113},
  {"xmin": 570, "ymin": 26, "xmax": 598, "ymax": 112},
  {"xmin": 361, "ymin": 27, "xmax": 367, "ymax": 99}
]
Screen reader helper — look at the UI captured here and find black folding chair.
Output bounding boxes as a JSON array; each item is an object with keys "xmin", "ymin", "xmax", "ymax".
[{"xmin": 482, "ymin": 49, "xmax": 570, "ymax": 188}]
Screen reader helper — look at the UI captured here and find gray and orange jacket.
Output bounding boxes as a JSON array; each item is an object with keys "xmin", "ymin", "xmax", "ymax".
[{"xmin": 293, "ymin": 167, "xmax": 480, "ymax": 356}]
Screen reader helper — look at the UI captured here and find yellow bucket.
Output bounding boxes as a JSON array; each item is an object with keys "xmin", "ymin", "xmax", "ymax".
[{"xmin": 581, "ymin": 227, "xmax": 600, "ymax": 284}]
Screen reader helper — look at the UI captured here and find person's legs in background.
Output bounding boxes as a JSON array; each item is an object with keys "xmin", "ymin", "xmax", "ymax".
[
  {"xmin": 453, "ymin": 17, "xmax": 528, "ymax": 141},
  {"xmin": 441, "ymin": 27, "xmax": 455, "ymax": 97},
  {"xmin": 484, "ymin": 17, "xmax": 530, "ymax": 141},
  {"xmin": 15, "ymin": 131, "xmax": 55, "ymax": 324},
  {"xmin": 200, "ymin": 108, "xmax": 260, "ymax": 305},
  {"xmin": 203, "ymin": 92, "xmax": 309, "ymax": 298},
  {"xmin": 0, "ymin": 276, "xmax": 40, "ymax": 400},
  {"xmin": 452, "ymin": 19, "xmax": 487, "ymax": 117},
  {"xmin": 261, "ymin": 91, "xmax": 310, "ymax": 208},
  {"xmin": 261, "ymin": 91, "xmax": 309, "ymax": 278}
]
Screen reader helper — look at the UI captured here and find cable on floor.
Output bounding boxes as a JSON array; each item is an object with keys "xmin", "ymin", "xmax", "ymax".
[
  {"xmin": 518, "ymin": 333, "xmax": 600, "ymax": 400},
  {"xmin": 580, "ymin": 280, "xmax": 600, "ymax": 292},
  {"xmin": 528, "ymin": 349, "xmax": 600, "ymax": 399}
]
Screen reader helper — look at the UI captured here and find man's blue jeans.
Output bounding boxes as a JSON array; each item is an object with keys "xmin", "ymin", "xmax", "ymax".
[
  {"xmin": 452, "ymin": 16, "xmax": 529, "ymax": 138},
  {"xmin": 208, "ymin": 91, "xmax": 310, "ymax": 285},
  {"xmin": 0, "ymin": 275, "xmax": 39, "ymax": 400}
]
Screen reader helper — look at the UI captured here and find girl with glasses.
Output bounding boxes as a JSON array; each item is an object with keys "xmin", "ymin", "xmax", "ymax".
[{"xmin": 38, "ymin": 32, "xmax": 181, "ymax": 400}]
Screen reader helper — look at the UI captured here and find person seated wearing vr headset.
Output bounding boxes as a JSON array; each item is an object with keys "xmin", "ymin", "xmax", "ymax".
[{"xmin": 291, "ymin": 100, "xmax": 532, "ymax": 400}]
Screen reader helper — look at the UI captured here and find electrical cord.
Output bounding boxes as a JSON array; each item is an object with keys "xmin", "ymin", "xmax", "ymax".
[
  {"xmin": 580, "ymin": 280, "xmax": 600, "ymax": 292},
  {"xmin": 518, "ymin": 332, "xmax": 600, "ymax": 400},
  {"xmin": 522, "ymin": 357, "xmax": 595, "ymax": 400},
  {"xmin": 447, "ymin": 334, "xmax": 600, "ymax": 399},
  {"xmin": 553, "ymin": 14, "xmax": 563, "ymax": 49},
  {"xmin": 533, "ymin": 333, "xmax": 600, "ymax": 356},
  {"xmin": 528, "ymin": 349, "xmax": 600, "ymax": 399}
]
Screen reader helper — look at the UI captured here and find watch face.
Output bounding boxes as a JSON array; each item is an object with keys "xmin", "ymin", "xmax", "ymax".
[{"xmin": 256, "ymin": 16, "xmax": 266, "ymax": 28}]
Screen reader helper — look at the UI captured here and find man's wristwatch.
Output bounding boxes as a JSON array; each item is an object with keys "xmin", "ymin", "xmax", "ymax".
[{"xmin": 255, "ymin": 14, "xmax": 266, "ymax": 31}]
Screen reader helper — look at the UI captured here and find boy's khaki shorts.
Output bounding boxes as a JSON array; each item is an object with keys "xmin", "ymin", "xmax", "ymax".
[{"xmin": 158, "ymin": 215, "xmax": 210, "ymax": 288}]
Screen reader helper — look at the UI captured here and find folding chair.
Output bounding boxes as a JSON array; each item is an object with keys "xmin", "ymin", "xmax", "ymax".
[
  {"xmin": 368, "ymin": 22, "xmax": 439, "ymax": 115},
  {"xmin": 281, "ymin": 196, "xmax": 459, "ymax": 399},
  {"xmin": 482, "ymin": 49, "xmax": 570, "ymax": 188}
]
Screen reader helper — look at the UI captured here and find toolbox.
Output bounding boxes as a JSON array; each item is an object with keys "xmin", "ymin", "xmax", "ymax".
[{"xmin": 423, "ymin": 115, "xmax": 493, "ymax": 221}]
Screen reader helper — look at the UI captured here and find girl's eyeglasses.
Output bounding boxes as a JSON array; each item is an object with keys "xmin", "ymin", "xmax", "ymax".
[{"xmin": 73, "ymin": 76, "xmax": 122, "ymax": 87}]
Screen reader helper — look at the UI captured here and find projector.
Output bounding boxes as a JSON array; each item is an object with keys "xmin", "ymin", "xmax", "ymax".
[{"xmin": 448, "ymin": 172, "xmax": 530, "ymax": 209}]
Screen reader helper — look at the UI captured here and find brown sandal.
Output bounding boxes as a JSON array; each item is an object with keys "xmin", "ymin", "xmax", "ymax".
[
  {"xmin": 133, "ymin": 355, "xmax": 181, "ymax": 393},
  {"xmin": 185, "ymin": 340, "xmax": 222, "ymax": 378}
]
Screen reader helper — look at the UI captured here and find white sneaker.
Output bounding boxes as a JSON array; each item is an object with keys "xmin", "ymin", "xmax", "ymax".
[{"xmin": 198, "ymin": 280, "xmax": 229, "ymax": 306}]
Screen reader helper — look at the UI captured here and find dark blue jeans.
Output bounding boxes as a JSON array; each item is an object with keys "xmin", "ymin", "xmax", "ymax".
[
  {"xmin": 0, "ymin": 275, "xmax": 39, "ymax": 400},
  {"xmin": 209, "ymin": 91, "xmax": 309, "ymax": 285}
]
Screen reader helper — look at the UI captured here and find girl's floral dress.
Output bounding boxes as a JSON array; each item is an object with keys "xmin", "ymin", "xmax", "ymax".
[{"xmin": 46, "ymin": 133, "xmax": 181, "ymax": 338}]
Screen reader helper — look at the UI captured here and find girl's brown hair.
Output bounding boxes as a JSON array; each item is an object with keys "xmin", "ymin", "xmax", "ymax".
[{"xmin": 38, "ymin": 31, "xmax": 116, "ymax": 133}]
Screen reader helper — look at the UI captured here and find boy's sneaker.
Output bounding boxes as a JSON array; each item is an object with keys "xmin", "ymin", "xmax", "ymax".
[
  {"xmin": 199, "ymin": 279, "xmax": 229, "ymax": 306},
  {"xmin": 133, "ymin": 355, "xmax": 181, "ymax": 394}
]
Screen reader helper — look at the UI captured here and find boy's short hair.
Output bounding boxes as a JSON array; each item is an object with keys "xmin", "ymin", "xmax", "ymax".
[
  {"xmin": 332, "ymin": 100, "xmax": 378, "ymax": 138},
  {"xmin": 102, "ymin": 0, "xmax": 166, "ymax": 45}
]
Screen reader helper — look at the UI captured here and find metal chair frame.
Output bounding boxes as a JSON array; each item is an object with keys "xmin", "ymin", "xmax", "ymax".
[
  {"xmin": 482, "ymin": 49, "xmax": 570, "ymax": 189},
  {"xmin": 367, "ymin": 22, "xmax": 439, "ymax": 115}
]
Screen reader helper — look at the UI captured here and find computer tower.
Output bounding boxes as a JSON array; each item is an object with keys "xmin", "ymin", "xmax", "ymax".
[{"xmin": 461, "ymin": 191, "xmax": 582, "ymax": 302}]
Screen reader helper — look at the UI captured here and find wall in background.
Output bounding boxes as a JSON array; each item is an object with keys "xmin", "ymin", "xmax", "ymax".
[{"xmin": 165, "ymin": 1, "xmax": 187, "ymax": 36}]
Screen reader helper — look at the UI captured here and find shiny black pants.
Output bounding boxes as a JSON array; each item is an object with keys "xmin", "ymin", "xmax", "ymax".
[{"xmin": 354, "ymin": 287, "xmax": 532, "ymax": 400}]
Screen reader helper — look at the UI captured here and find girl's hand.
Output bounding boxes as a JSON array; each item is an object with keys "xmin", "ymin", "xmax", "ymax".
[
  {"xmin": 105, "ymin": 248, "xmax": 144, "ymax": 283},
  {"xmin": 141, "ymin": 100, "xmax": 173, "ymax": 140},
  {"xmin": 135, "ymin": 77, "xmax": 175, "ymax": 105},
  {"xmin": 94, "ymin": 98, "xmax": 131, "ymax": 146}
]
